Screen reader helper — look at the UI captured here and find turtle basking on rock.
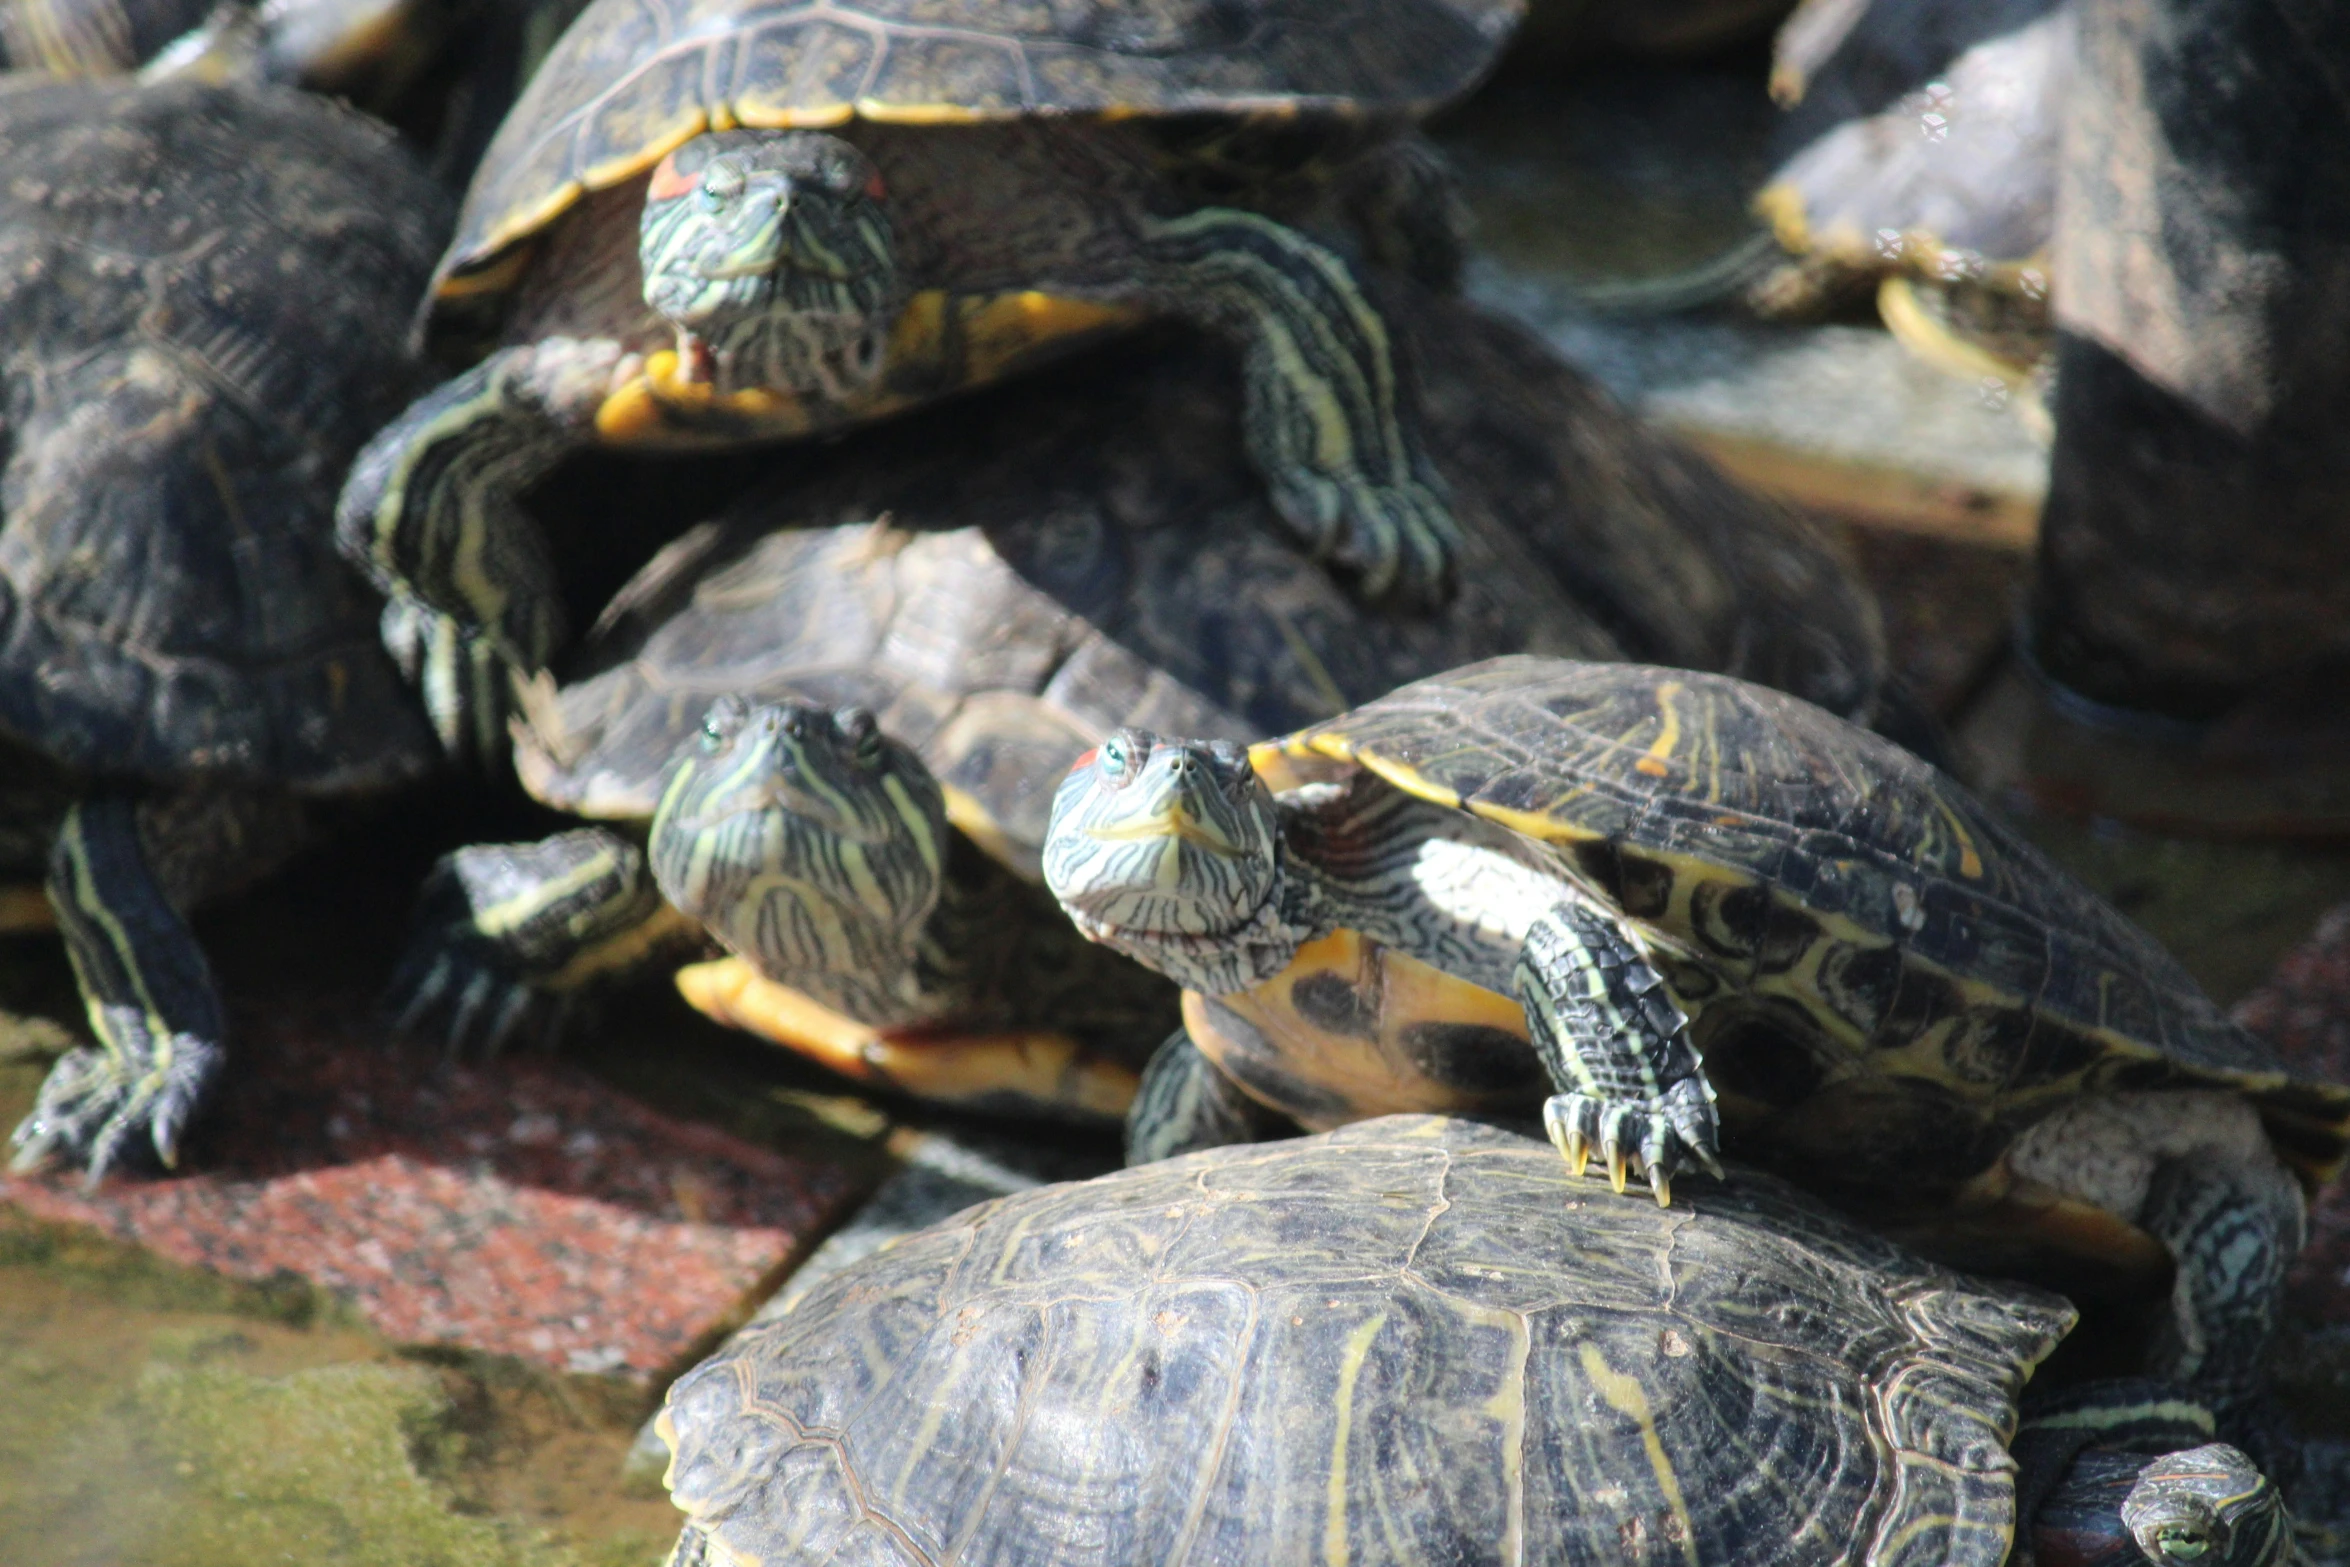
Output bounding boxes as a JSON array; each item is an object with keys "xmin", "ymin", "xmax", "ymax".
[
  {"xmin": 1038, "ymin": 655, "xmax": 2350, "ymax": 1436},
  {"xmin": 335, "ymin": 0, "xmax": 1527, "ymax": 762},
  {"xmin": 0, "ymin": 76, "xmax": 444, "ymax": 1178},
  {"xmin": 387, "ymin": 289, "xmax": 1897, "ymax": 1119},
  {"xmin": 654, "ymin": 1115, "xmax": 2297, "ymax": 1567}
]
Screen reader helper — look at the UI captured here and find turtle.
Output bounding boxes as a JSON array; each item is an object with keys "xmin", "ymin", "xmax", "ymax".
[
  {"xmin": 1037, "ymin": 654, "xmax": 2350, "ymax": 1434},
  {"xmin": 0, "ymin": 75, "xmax": 445, "ymax": 1179},
  {"xmin": 385, "ymin": 285, "xmax": 1900, "ymax": 1118},
  {"xmin": 332, "ymin": 0, "xmax": 1526, "ymax": 764},
  {"xmin": 1747, "ymin": 0, "xmax": 2066, "ymax": 391},
  {"xmin": 654, "ymin": 1113, "xmax": 2297, "ymax": 1567}
]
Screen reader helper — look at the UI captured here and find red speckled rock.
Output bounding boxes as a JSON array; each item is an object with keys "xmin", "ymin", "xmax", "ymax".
[
  {"xmin": 0, "ymin": 1004, "xmax": 870, "ymax": 1379},
  {"xmin": 2235, "ymin": 903, "xmax": 2350, "ymax": 1328}
]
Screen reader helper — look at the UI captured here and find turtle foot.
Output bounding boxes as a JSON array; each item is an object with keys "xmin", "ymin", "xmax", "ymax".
[
  {"xmin": 387, "ymin": 931, "xmax": 576, "ymax": 1060},
  {"xmin": 1543, "ymin": 1082, "xmax": 1722, "ymax": 1207},
  {"xmin": 1271, "ymin": 465, "xmax": 1458, "ymax": 609},
  {"xmin": 9, "ymin": 1011, "xmax": 222, "ymax": 1183},
  {"xmin": 380, "ymin": 596, "xmax": 519, "ymax": 770}
]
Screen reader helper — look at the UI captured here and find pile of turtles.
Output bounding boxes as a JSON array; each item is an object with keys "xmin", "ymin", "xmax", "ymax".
[{"xmin": 0, "ymin": 0, "xmax": 2345, "ymax": 1562}]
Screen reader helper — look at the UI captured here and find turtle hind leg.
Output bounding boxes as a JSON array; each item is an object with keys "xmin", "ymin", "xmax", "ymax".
[
  {"xmin": 12, "ymin": 795, "xmax": 228, "ymax": 1181},
  {"xmin": 1518, "ymin": 900, "xmax": 1721, "ymax": 1206},
  {"xmin": 1126, "ymin": 1029, "xmax": 1294, "ymax": 1167},
  {"xmin": 1134, "ymin": 208, "xmax": 1458, "ymax": 605},
  {"xmin": 386, "ymin": 828, "xmax": 696, "ymax": 1058},
  {"xmin": 335, "ymin": 336, "xmax": 628, "ymax": 765}
]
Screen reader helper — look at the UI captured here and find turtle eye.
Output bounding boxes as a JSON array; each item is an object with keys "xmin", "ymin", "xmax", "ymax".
[
  {"xmin": 700, "ymin": 695, "xmax": 749, "ymax": 749},
  {"xmin": 1100, "ymin": 736, "xmax": 1130, "ymax": 778},
  {"xmin": 699, "ymin": 165, "xmax": 745, "ymax": 211},
  {"xmin": 838, "ymin": 707, "xmax": 882, "ymax": 767}
]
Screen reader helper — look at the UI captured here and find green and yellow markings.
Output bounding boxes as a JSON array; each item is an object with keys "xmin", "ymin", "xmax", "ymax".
[
  {"xmin": 1579, "ymin": 1341, "xmax": 1700, "ymax": 1567},
  {"xmin": 1635, "ymin": 683, "xmax": 1685, "ymax": 779},
  {"xmin": 1322, "ymin": 1311, "xmax": 1389, "ymax": 1567}
]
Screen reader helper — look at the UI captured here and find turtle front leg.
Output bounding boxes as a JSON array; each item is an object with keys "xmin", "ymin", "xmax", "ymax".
[
  {"xmin": 2137, "ymin": 1156, "xmax": 2304, "ymax": 1453},
  {"xmin": 387, "ymin": 829, "xmax": 699, "ymax": 1057},
  {"xmin": 12, "ymin": 796, "xmax": 226, "ymax": 1181},
  {"xmin": 335, "ymin": 336, "xmax": 631, "ymax": 763},
  {"xmin": 1518, "ymin": 900, "xmax": 1721, "ymax": 1206},
  {"xmin": 1125, "ymin": 1028, "xmax": 1295, "ymax": 1166},
  {"xmin": 1133, "ymin": 209, "xmax": 1459, "ymax": 604}
]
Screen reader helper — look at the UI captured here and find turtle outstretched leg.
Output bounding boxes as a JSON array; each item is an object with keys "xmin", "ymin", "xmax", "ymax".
[
  {"xmin": 387, "ymin": 828, "xmax": 697, "ymax": 1057},
  {"xmin": 335, "ymin": 336, "xmax": 630, "ymax": 762},
  {"xmin": 2137, "ymin": 1156, "xmax": 2305, "ymax": 1458},
  {"xmin": 378, "ymin": 593, "xmax": 518, "ymax": 769},
  {"xmin": 12, "ymin": 796, "xmax": 226, "ymax": 1181},
  {"xmin": 1133, "ymin": 209, "xmax": 1458, "ymax": 604},
  {"xmin": 1125, "ymin": 1029, "xmax": 1294, "ymax": 1166},
  {"xmin": 1517, "ymin": 900, "xmax": 1720, "ymax": 1205}
]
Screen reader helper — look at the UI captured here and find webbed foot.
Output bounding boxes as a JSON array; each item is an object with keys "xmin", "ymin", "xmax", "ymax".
[
  {"xmin": 386, "ymin": 831, "xmax": 685, "ymax": 1057},
  {"xmin": 1543, "ymin": 1081, "xmax": 1721, "ymax": 1206},
  {"xmin": 11, "ymin": 1016, "xmax": 222, "ymax": 1182},
  {"xmin": 379, "ymin": 595, "xmax": 518, "ymax": 770},
  {"xmin": 1521, "ymin": 899, "xmax": 1721, "ymax": 1206}
]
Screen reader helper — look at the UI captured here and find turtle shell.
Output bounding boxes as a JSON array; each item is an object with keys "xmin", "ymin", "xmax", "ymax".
[
  {"xmin": 513, "ymin": 291, "xmax": 1886, "ymax": 877},
  {"xmin": 659, "ymin": 1114, "xmax": 2074, "ymax": 1567},
  {"xmin": 1262, "ymin": 656, "xmax": 2350, "ymax": 1190},
  {"xmin": 0, "ymin": 76, "xmax": 441, "ymax": 790},
  {"xmin": 443, "ymin": 0, "xmax": 1521, "ymax": 283}
]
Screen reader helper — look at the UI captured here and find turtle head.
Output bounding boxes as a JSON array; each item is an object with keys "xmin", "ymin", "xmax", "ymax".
[
  {"xmin": 2119, "ymin": 1444, "xmax": 2292, "ymax": 1567},
  {"xmin": 1042, "ymin": 730, "xmax": 1308, "ymax": 994},
  {"xmin": 649, "ymin": 696, "xmax": 946, "ymax": 1020},
  {"xmin": 639, "ymin": 131, "xmax": 898, "ymax": 393}
]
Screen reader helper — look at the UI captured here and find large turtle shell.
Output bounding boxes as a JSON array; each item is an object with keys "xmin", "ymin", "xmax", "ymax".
[
  {"xmin": 444, "ymin": 0, "xmax": 1522, "ymax": 281},
  {"xmin": 513, "ymin": 288, "xmax": 1887, "ymax": 876},
  {"xmin": 659, "ymin": 1114, "xmax": 2074, "ymax": 1567},
  {"xmin": 0, "ymin": 77, "xmax": 441, "ymax": 790},
  {"xmin": 1262, "ymin": 656, "xmax": 2350, "ymax": 1191}
]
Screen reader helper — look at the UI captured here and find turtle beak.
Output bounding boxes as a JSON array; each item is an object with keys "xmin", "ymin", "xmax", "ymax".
[
  {"xmin": 1081, "ymin": 803, "xmax": 1246, "ymax": 858},
  {"xmin": 1083, "ymin": 754, "xmax": 1248, "ymax": 859}
]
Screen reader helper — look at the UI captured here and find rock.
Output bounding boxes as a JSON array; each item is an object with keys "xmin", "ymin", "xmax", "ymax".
[{"xmin": 0, "ymin": 1003, "xmax": 873, "ymax": 1382}]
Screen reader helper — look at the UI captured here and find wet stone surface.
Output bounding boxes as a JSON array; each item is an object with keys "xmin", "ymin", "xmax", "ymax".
[{"xmin": 0, "ymin": 1003, "xmax": 870, "ymax": 1383}]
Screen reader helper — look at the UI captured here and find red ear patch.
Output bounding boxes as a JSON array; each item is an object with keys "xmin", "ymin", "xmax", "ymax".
[
  {"xmin": 865, "ymin": 169, "xmax": 888, "ymax": 200},
  {"xmin": 646, "ymin": 150, "xmax": 700, "ymax": 203},
  {"xmin": 1068, "ymin": 748, "xmax": 1098, "ymax": 776}
]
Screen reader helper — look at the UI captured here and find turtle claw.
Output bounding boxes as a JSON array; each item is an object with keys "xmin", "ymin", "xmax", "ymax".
[
  {"xmin": 1544, "ymin": 1086, "xmax": 1721, "ymax": 1207},
  {"xmin": 386, "ymin": 940, "xmax": 570, "ymax": 1061},
  {"xmin": 10, "ymin": 1013, "xmax": 222, "ymax": 1184}
]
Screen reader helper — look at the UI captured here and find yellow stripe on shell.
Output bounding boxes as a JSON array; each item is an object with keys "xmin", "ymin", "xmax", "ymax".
[
  {"xmin": 1322, "ymin": 1312, "xmax": 1390, "ymax": 1567},
  {"xmin": 1578, "ymin": 1342, "xmax": 1701, "ymax": 1567}
]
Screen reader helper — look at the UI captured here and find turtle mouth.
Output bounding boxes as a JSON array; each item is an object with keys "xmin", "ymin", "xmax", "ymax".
[{"xmin": 1081, "ymin": 805, "xmax": 1248, "ymax": 859}]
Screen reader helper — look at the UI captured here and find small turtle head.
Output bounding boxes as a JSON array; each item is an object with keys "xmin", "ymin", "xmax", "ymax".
[
  {"xmin": 639, "ymin": 131, "xmax": 897, "ymax": 391},
  {"xmin": 2120, "ymin": 1444, "xmax": 2292, "ymax": 1567},
  {"xmin": 1042, "ymin": 730, "xmax": 1301, "ymax": 993},
  {"xmin": 650, "ymin": 697, "xmax": 945, "ymax": 1016}
]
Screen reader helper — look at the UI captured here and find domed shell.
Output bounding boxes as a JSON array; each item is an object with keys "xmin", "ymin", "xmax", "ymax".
[
  {"xmin": 0, "ymin": 77, "xmax": 442, "ymax": 789},
  {"xmin": 659, "ymin": 1114, "xmax": 2073, "ymax": 1567},
  {"xmin": 1261, "ymin": 656, "xmax": 2350, "ymax": 1186},
  {"xmin": 443, "ymin": 0, "xmax": 1522, "ymax": 281}
]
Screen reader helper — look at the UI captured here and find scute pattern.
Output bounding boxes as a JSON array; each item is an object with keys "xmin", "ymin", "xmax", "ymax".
[
  {"xmin": 1281, "ymin": 657, "xmax": 2350, "ymax": 1184},
  {"xmin": 0, "ymin": 77, "xmax": 441, "ymax": 788},
  {"xmin": 518, "ymin": 299, "xmax": 1877, "ymax": 867},
  {"xmin": 663, "ymin": 1115, "xmax": 2072, "ymax": 1567},
  {"xmin": 446, "ymin": 0, "xmax": 1522, "ymax": 273}
]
